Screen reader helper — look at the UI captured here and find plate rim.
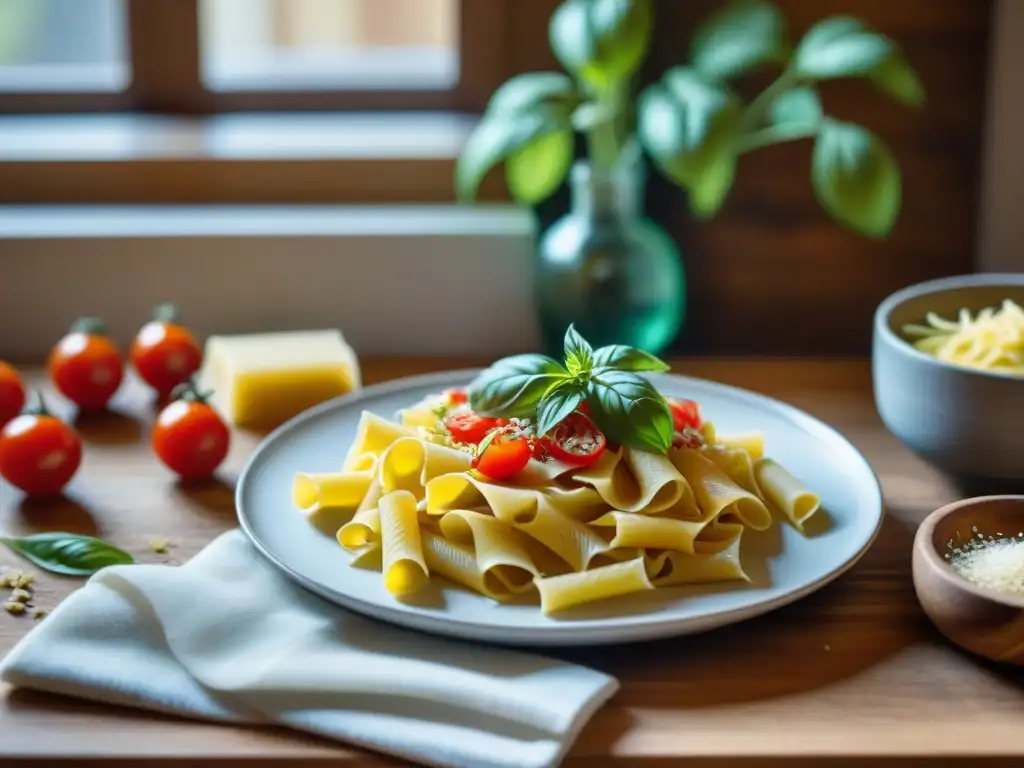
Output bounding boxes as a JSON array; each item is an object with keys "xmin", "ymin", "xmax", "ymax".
[{"xmin": 236, "ymin": 368, "xmax": 885, "ymax": 646}]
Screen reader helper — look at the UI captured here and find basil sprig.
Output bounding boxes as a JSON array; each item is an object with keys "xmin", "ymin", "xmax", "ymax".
[
  {"xmin": 1, "ymin": 532, "xmax": 135, "ymax": 576},
  {"xmin": 468, "ymin": 325, "xmax": 674, "ymax": 453}
]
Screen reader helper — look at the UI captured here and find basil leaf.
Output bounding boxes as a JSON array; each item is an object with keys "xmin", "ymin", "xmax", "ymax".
[
  {"xmin": 770, "ymin": 86, "xmax": 823, "ymax": 130},
  {"xmin": 812, "ymin": 118, "xmax": 900, "ymax": 238},
  {"xmin": 456, "ymin": 111, "xmax": 573, "ymax": 204},
  {"xmin": 592, "ymin": 344, "xmax": 669, "ymax": 372},
  {"xmin": 1, "ymin": 532, "xmax": 135, "ymax": 576},
  {"xmin": 549, "ymin": 0, "xmax": 653, "ymax": 93},
  {"xmin": 563, "ymin": 324, "xmax": 593, "ymax": 376},
  {"xmin": 506, "ymin": 127, "xmax": 576, "ymax": 206},
  {"xmin": 793, "ymin": 16, "xmax": 893, "ymax": 80},
  {"xmin": 871, "ymin": 52, "xmax": 925, "ymax": 109},
  {"xmin": 586, "ymin": 370, "xmax": 673, "ymax": 453},
  {"xmin": 690, "ymin": 0, "xmax": 787, "ymax": 82},
  {"xmin": 637, "ymin": 68, "xmax": 742, "ymax": 218},
  {"xmin": 475, "ymin": 428, "xmax": 501, "ymax": 457},
  {"xmin": 468, "ymin": 354, "xmax": 568, "ymax": 418},
  {"xmin": 535, "ymin": 381, "xmax": 586, "ymax": 437}
]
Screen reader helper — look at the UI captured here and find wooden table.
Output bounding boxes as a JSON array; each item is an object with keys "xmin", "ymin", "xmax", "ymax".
[{"xmin": 1, "ymin": 358, "xmax": 1021, "ymax": 767}]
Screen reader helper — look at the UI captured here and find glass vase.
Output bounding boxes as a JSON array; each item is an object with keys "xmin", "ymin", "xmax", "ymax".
[{"xmin": 535, "ymin": 156, "xmax": 685, "ymax": 356}]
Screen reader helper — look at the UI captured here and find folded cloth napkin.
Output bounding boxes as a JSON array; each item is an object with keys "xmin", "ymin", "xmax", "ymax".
[{"xmin": 0, "ymin": 530, "xmax": 617, "ymax": 768}]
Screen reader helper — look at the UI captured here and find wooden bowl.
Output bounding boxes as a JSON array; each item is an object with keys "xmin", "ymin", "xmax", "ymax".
[{"xmin": 912, "ymin": 495, "xmax": 1024, "ymax": 665}]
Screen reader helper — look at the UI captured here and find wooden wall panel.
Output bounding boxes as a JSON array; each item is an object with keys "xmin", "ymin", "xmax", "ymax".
[{"xmin": 644, "ymin": 0, "xmax": 993, "ymax": 355}]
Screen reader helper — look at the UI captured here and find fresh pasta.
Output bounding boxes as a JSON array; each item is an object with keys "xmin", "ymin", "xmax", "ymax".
[
  {"xmin": 293, "ymin": 385, "xmax": 824, "ymax": 617},
  {"xmin": 903, "ymin": 299, "xmax": 1024, "ymax": 375}
]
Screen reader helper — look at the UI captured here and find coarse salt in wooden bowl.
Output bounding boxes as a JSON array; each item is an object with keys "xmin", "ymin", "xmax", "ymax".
[{"xmin": 912, "ymin": 495, "xmax": 1024, "ymax": 665}]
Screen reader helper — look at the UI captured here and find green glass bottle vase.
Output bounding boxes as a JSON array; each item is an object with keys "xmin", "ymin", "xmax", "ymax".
[{"xmin": 535, "ymin": 157, "xmax": 685, "ymax": 355}]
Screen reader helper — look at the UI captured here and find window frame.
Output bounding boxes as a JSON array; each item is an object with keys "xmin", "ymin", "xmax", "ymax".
[
  {"xmin": 0, "ymin": 0, "xmax": 561, "ymax": 205},
  {"xmin": 0, "ymin": 0, "xmax": 514, "ymax": 114}
]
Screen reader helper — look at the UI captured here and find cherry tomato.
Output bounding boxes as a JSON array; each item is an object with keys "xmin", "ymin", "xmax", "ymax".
[
  {"xmin": 543, "ymin": 412, "xmax": 607, "ymax": 468},
  {"xmin": 474, "ymin": 434, "xmax": 531, "ymax": 480},
  {"xmin": 48, "ymin": 317, "xmax": 124, "ymax": 410},
  {"xmin": 667, "ymin": 397, "xmax": 702, "ymax": 432},
  {"xmin": 0, "ymin": 361, "xmax": 26, "ymax": 428},
  {"xmin": 0, "ymin": 402, "xmax": 82, "ymax": 496},
  {"xmin": 443, "ymin": 388, "xmax": 468, "ymax": 406},
  {"xmin": 152, "ymin": 383, "xmax": 229, "ymax": 479},
  {"xmin": 130, "ymin": 304, "xmax": 202, "ymax": 398},
  {"xmin": 445, "ymin": 412, "xmax": 508, "ymax": 445}
]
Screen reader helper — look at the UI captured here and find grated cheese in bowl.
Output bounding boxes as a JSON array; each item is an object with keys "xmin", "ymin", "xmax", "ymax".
[{"xmin": 947, "ymin": 528, "xmax": 1024, "ymax": 597}]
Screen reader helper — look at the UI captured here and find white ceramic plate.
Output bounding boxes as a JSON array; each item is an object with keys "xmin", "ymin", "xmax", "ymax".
[{"xmin": 237, "ymin": 370, "xmax": 883, "ymax": 646}]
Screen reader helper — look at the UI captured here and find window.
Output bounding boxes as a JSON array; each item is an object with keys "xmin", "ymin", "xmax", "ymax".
[
  {"xmin": 0, "ymin": 0, "xmax": 510, "ymax": 112},
  {"xmin": 201, "ymin": 0, "xmax": 458, "ymax": 94},
  {"xmin": 0, "ymin": 0, "xmax": 538, "ymax": 203},
  {"xmin": 0, "ymin": 0, "xmax": 128, "ymax": 93}
]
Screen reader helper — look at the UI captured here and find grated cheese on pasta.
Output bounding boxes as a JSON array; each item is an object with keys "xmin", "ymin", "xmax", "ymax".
[{"xmin": 903, "ymin": 299, "xmax": 1024, "ymax": 375}]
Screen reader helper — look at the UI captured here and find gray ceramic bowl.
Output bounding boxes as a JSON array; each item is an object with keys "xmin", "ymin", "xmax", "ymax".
[{"xmin": 873, "ymin": 273, "xmax": 1024, "ymax": 488}]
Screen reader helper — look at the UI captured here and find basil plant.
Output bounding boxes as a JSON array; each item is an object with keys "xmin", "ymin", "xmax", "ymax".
[{"xmin": 456, "ymin": 0, "xmax": 924, "ymax": 239}]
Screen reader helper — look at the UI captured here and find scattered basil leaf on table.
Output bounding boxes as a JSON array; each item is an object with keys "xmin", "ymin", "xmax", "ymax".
[{"xmin": 1, "ymin": 532, "xmax": 135, "ymax": 576}]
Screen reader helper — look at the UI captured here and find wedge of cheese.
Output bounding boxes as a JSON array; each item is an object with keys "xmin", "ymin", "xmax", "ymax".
[{"xmin": 199, "ymin": 329, "xmax": 361, "ymax": 430}]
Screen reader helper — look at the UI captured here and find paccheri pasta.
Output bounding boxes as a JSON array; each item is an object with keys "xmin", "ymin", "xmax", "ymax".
[
  {"xmin": 902, "ymin": 299, "xmax": 1024, "ymax": 375},
  {"xmin": 292, "ymin": 391, "xmax": 822, "ymax": 616}
]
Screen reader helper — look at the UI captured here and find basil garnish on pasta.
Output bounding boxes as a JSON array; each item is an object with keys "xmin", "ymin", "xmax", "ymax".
[
  {"xmin": 468, "ymin": 326, "xmax": 674, "ymax": 453},
  {"xmin": 467, "ymin": 354, "xmax": 566, "ymax": 418}
]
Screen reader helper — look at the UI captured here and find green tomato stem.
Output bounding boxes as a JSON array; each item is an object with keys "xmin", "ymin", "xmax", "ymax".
[
  {"xmin": 737, "ymin": 123, "xmax": 820, "ymax": 153},
  {"xmin": 29, "ymin": 391, "xmax": 51, "ymax": 418},
  {"xmin": 152, "ymin": 303, "xmax": 181, "ymax": 324},
  {"xmin": 70, "ymin": 316, "xmax": 108, "ymax": 337},
  {"xmin": 170, "ymin": 378, "xmax": 213, "ymax": 405}
]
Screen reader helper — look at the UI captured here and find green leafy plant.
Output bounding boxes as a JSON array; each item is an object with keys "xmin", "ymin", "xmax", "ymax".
[
  {"xmin": 468, "ymin": 325, "xmax": 673, "ymax": 453},
  {"xmin": 1, "ymin": 532, "xmax": 135, "ymax": 576},
  {"xmin": 456, "ymin": 0, "xmax": 923, "ymax": 239}
]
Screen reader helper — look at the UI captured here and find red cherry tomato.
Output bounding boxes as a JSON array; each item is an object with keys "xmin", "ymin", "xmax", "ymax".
[
  {"xmin": 474, "ymin": 434, "xmax": 531, "ymax": 480},
  {"xmin": 445, "ymin": 412, "xmax": 508, "ymax": 445},
  {"xmin": 130, "ymin": 304, "xmax": 202, "ymax": 398},
  {"xmin": 667, "ymin": 397, "xmax": 702, "ymax": 432},
  {"xmin": 48, "ymin": 317, "xmax": 124, "ymax": 410},
  {"xmin": 152, "ymin": 384, "xmax": 230, "ymax": 479},
  {"xmin": 0, "ymin": 361, "xmax": 26, "ymax": 428},
  {"xmin": 543, "ymin": 412, "xmax": 607, "ymax": 467},
  {"xmin": 443, "ymin": 388, "xmax": 468, "ymax": 406},
  {"xmin": 0, "ymin": 407, "xmax": 82, "ymax": 496}
]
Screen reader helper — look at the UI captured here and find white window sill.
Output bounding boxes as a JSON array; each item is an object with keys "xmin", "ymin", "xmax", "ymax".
[
  {"xmin": 0, "ymin": 204, "xmax": 529, "ymax": 238},
  {"xmin": 0, "ymin": 113, "xmax": 493, "ymax": 204},
  {"xmin": 0, "ymin": 204, "xmax": 538, "ymax": 362},
  {"xmin": 0, "ymin": 112, "xmax": 475, "ymax": 161}
]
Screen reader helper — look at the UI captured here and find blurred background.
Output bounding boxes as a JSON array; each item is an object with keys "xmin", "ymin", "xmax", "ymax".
[{"xmin": 0, "ymin": 0, "xmax": 1015, "ymax": 360}]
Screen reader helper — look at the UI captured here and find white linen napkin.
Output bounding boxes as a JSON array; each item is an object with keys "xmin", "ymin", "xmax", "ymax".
[{"xmin": 0, "ymin": 530, "xmax": 618, "ymax": 768}]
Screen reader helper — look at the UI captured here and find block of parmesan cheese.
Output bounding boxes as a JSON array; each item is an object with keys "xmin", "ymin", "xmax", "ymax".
[{"xmin": 198, "ymin": 329, "xmax": 361, "ymax": 430}]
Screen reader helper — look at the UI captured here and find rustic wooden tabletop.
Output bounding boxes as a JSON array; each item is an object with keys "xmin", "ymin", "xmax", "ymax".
[{"xmin": 0, "ymin": 358, "xmax": 1021, "ymax": 767}]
